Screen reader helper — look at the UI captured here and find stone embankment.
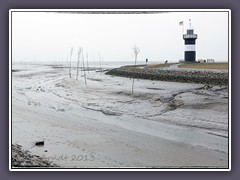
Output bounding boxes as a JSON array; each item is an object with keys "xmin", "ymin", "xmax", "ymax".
[{"xmin": 106, "ymin": 66, "xmax": 228, "ymax": 86}]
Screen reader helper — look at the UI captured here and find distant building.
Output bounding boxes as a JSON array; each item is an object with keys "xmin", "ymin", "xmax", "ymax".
[
  {"xmin": 197, "ymin": 59, "xmax": 215, "ymax": 63},
  {"xmin": 198, "ymin": 59, "xmax": 205, "ymax": 63},
  {"xmin": 207, "ymin": 59, "xmax": 215, "ymax": 63}
]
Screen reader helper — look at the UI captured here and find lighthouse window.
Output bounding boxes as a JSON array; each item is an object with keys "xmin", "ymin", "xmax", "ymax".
[{"xmin": 187, "ymin": 30, "xmax": 193, "ymax": 34}]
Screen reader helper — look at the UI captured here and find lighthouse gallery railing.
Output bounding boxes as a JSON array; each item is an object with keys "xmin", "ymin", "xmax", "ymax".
[{"xmin": 183, "ymin": 34, "xmax": 197, "ymax": 39}]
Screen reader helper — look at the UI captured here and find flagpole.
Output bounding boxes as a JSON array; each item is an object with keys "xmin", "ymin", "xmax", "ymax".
[
  {"xmin": 182, "ymin": 22, "xmax": 184, "ymax": 35},
  {"xmin": 179, "ymin": 21, "xmax": 184, "ymax": 35}
]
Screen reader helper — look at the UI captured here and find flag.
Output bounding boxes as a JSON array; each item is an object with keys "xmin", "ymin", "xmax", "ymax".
[{"xmin": 179, "ymin": 21, "xmax": 183, "ymax": 26}]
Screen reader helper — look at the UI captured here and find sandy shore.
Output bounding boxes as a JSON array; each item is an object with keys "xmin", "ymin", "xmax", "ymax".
[{"xmin": 11, "ymin": 63, "xmax": 228, "ymax": 168}]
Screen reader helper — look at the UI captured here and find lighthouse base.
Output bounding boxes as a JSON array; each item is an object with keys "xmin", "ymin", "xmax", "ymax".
[{"xmin": 184, "ymin": 51, "xmax": 196, "ymax": 62}]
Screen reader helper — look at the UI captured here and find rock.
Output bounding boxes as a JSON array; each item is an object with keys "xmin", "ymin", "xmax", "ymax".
[{"xmin": 35, "ymin": 141, "xmax": 44, "ymax": 146}]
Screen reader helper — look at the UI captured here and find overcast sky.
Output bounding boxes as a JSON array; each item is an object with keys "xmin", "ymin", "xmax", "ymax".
[{"xmin": 11, "ymin": 10, "xmax": 229, "ymax": 63}]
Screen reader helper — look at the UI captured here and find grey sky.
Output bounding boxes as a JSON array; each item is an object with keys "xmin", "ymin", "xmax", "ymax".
[{"xmin": 11, "ymin": 10, "xmax": 229, "ymax": 62}]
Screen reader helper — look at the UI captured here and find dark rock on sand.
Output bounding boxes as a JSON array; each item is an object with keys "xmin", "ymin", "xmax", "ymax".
[{"xmin": 35, "ymin": 141, "xmax": 44, "ymax": 146}]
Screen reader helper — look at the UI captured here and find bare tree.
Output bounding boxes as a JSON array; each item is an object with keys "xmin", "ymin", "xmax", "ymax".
[
  {"xmin": 76, "ymin": 47, "xmax": 82, "ymax": 80},
  {"xmin": 69, "ymin": 47, "xmax": 73, "ymax": 78},
  {"xmin": 132, "ymin": 44, "xmax": 140, "ymax": 94}
]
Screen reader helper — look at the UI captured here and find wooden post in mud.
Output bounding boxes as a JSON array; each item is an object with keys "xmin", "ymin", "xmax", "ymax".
[
  {"xmin": 98, "ymin": 52, "xmax": 102, "ymax": 72},
  {"xmin": 76, "ymin": 47, "xmax": 82, "ymax": 80},
  {"xmin": 82, "ymin": 49, "xmax": 87, "ymax": 85},
  {"xmin": 69, "ymin": 47, "xmax": 73, "ymax": 78},
  {"xmin": 86, "ymin": 53, "xmax": 89, "ymax": 73}
]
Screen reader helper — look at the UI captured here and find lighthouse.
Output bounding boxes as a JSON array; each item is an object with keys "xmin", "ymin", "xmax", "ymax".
[{"xmin": 183, "ymin": 19, "xmax": 197, "ymax": 62}]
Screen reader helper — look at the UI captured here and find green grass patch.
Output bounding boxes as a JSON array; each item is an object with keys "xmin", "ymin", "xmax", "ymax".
[{"xmin": 178, "ymin": 63, "xmax": 228, "ymax": 70}]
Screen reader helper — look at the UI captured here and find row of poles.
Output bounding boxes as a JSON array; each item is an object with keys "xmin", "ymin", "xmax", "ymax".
[{"xmin": 67, "ymin": 47, "xmax": 103, "ymax": 85}]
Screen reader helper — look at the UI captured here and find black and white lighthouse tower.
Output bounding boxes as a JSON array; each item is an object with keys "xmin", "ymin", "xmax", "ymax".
[{"xmin": 183, "ymin": 19, "xmax": 197, "ymax": 62}]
